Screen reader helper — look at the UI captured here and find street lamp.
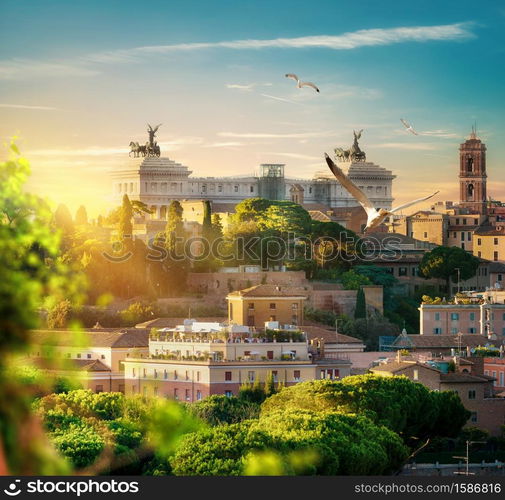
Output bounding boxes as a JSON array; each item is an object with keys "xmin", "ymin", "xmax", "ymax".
[{"xmin": 453, "ymin": 440, "xmax": 486, "ymax": 475}]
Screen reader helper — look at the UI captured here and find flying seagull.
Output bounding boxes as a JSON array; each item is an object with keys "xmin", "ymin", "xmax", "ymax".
[
  {"xmin": 285, "ymin": 73, "xmax": 320, "ymax": 93},
  {"xmin": 325, "ymin": 153, "xmax": 438, "ymax": 232},
  {"xmin": 400, "ymin": 118, "xmax": 418, "ymax": 135}
]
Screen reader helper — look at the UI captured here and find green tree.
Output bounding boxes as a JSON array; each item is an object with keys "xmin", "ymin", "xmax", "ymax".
[
  {"xmin": 46, "ymin": 299, "xmax": 72, "ymax": 329},
  {"xmin": 211, "ymin": 213, "xmax": 223, "ymax": 239},
  {"xmin": 186, "ymin": 395, "xmax": 260, "ymax": 426},
  {"xmin": 354, "ymin": 287, "xmax": 367, "ymax": 319},
  {"xmin": 201, "ymin": 200, "xmax": 212, "ymax": 241},
  {"xmin": 0, "ymin": 144, "xmax": 80, "ymax": 474},
  {"xmin": 74, "ymin": 205, "xmax": 88, "ymax": 225},
  {"xmin": 419, "ymin": 246, "xmax": 480, "ymax": 293},
  {"xmin": 118, "ymin": 194, "xmax": 133, "ymax": 245},
  {"xmin": 340, "ymin": 269, "xmax": 372, "ymax": 290}
]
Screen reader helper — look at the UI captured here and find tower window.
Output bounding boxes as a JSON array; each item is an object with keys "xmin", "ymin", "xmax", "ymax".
[
  {"xmin": 468, "ymin": 184, "xmax": 474, "ymax": 199},
  {"xmin": 467, "ymin": 156, "xmax": 473, "ymax": 173}
]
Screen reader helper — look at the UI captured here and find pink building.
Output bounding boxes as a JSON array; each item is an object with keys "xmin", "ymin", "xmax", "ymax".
[
  {"xmin": 419, "ymin": 303, "xmax": 505, "ymax": 337},
  {"xmin": 484, "ymin": 357, "xmax": 505, "ymax": 393}
]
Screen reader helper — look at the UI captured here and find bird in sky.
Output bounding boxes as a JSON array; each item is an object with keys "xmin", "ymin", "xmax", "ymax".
[
  {"xmin": 400, "ymin": 118, "xmax": 418, "ymax": 135},
  {"xmin": 285, "ymin": 73, "xmax": 320, "ymax": 93},
  {"xmin": 325, "ymin": 153, "xmax": 438, "ymax": 232}
]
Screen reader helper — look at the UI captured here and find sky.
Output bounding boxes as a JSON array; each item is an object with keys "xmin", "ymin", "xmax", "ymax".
[{"xmin": 1, "ymin": 0, "xmax": 505, "ymax": 217}]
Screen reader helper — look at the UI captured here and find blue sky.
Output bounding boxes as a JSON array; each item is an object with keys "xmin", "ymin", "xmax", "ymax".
[{"xmin": 1, "ymin": 0, "xmax": 504, "ymax": 215}]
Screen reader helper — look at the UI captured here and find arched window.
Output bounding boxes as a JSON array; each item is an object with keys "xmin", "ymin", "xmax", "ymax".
[
  {"xmin": 468, "ymin": 184, "xmax": 474, "ymax": 199},
  {"xmin": 467, "ymin": 156, "xmax": 473, "ymax": 173}
]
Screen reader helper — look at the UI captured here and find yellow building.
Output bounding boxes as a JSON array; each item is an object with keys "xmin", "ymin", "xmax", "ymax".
[
  {"xmin": 227, "ymin": 284, "xmax": 307, "ymax": 327},
  {"xmin": 474, "ymin": 226, "xmax": 505, "ymax": 262}
]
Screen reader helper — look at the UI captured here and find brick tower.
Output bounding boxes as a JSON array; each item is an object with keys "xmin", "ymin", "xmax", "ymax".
[{"xmin": 459, "ymin": 126, "xmax": 487, "ymax": 214}]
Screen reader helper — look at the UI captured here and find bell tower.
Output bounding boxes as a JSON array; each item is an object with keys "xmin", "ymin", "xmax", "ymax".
[{"xmin": 459, "ymin": 126, "xmax": 487, "ymax": 214}]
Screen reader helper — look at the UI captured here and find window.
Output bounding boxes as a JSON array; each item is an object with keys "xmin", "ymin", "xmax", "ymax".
[
  {"xmin": 494, "ymin": 251, "xmax": 499, "ymax": 261},
  {"xmin": 463, "ymin": 218, "xmax": 467, "ymax": 225},
  {"xmin": 218, "ymin": 185, "xmax": 222, "ymax": 193},
  {"xmin": 248, "ymin": 371, "xmax": 255, "ymax": 382},
  {"xmin": 495, "ymin": 238, "xmax": 499, "ymax": 245},
  {"xmin": 267, "ymin": 350, "xmax": 274, "ymax": 360},
  {"xmin": 460, "ymin": 232, "xmax": 465, "ymax": 241},
  {"xmin": 196, "ymin": 390, "xmax": 202, "ymax": 401},
  {"xmin": 196, "ymin": 371, "xmax": 201, "ymax": 382},
  {"xmin": 234, "ymin": 185, "xmax": 239, "ymax": 192},
  {"xmin": 154, "ymin": 369, "xmax": 158, "ymax": 379},
  {"xmin": 185, "ymin": 370, "xmax": 189, "ymax": 381},
  {"xmin": 101, "ymin": 354, "xmax": 105, "ymax": 360},
  {"xmin": 500, "ymin": 372, "xmax": 504, "ymax": 387},
  {"xmin": 469, "ymin": 327, "xmax": 476, "ymax": 333},
  {"xmin": 164, "ymin": 370, "xmax": 168, "ymax": 380},
  {"xmin": 185, "ymin": 389, "xmax": 190, "ymax": 401},
  {"xmin": 478, "ymin": 238, "xmax": 482, "ymax": 245},
  {"xmin": 423, "ymin": 232, "xmax": 428, "ymax": 238},
  {"xmin": 469, "ymin": 312, "xmax": 475, "ymax": 321},
  {"xmin": 87, "ymin": 353, "xmax": 92, "ymax": 359},
  {"xmin": 433, "ymin": 327, "xmax": 442, "ymax": 334},
  {"xmin": 77, "ymin": 353, "xmax": 81, "ymax": 359},
  {"xmin": 143, "ymin": 368, "xmax": 146, "ymax": 378},
  {"xmin": 292, "ymin": 303, "xmax": 298, "ymax": 310},
  {"xmin": 435, "ymin": 312, "xmax": 440, "ymax": 321},
  {"xmin": 456, "ymin": 218, "xmax": 460, "ymax": 225},
  {"xmin": 451, "ymin": 328, "xmax": 458, "ymax": 334},
  {"xmin": 502, "ymin": 327, "xmax": 505, "ymax": 336},
  {"xmin": 95, "ymin": 385, "xmax": 103, "ymax": 393},
  {"xmin": 499, "ymin": 274, "xmax": 503, "ymax": 282},
  {"xmin": 478, "ymin": 251, "xmax": 482, "ymax": 258},
  {"xmin": 132, "ymin": 368, "xmax": 136, "ymax": 377},
  {"xmin": 174, "ymin": 389, "xmax": 179, "ymax": 400},
  {"xmin": 470, "ymin": 412, "xmax": 477, "ymax": 423},
  {"xmin": 174, "ymin": 370, "xmax": 178, "ymax": 380},
  {"xmin": 248, "ymin": 302, "xmax": 254, "ymax": 310},
  {"xmin": 399, "ymin": 267, "xmax": 407, "ymax": 276},
  {"xmin": 271, "ymin": 370, "xmax": 278, "ymax": 382},
  {"xmin": 269, "ymin": 303, "xmax": 276, "ymax": 309},
  {"xmin": 225, "ymin": 391, "xmax": 233, "ymax": 398},
  {"xmin": 250, "ymin": 186, "xmax": 254, "ymax": 193},
  {"xmin": 450, "ymin": 313, "xmax": 459, "ymax": 321},
  {"xmin": 294, "ymin": 370, "xmax": 301, "ymax": 381}
]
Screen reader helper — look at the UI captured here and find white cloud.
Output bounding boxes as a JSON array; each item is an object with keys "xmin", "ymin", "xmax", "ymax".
[
  {"xmin": 371, "ymin": 142, "xmax": 440, "ymax": 151},
  {"xmin": 204, "ymin": 141, "xmax": 245, "ymax": 148},
  {"xmin": 261, "ymin": 152, "xmax": 321, "ymax": 161},
  {"xmin": 84, "ymin": 23, "xmax": 475, "ymax": 63},
  {"xmin": 0, "ymin": 23, "xmax": 475, "ymax": 80},
  {"xmin": 0, "ymin": 103, "xmax": 59, "ymax": 111},
  {"xmin": 219, "ymin": 131, "xmax": 336, "ymax": 139},
  {"xmin": 0, "ymin": 59, "xmax": 99, "ymax": 80},
  {"xmin": 419, "ymin": 130, "xmax": 460, "ymax": 138},
  {"xmin": 226, "ymin": 82, "xmax": 272, "ymax": 91},
  {"xmin": 260, "ymin": 93, "xmax": 300, "ymax": 105}
]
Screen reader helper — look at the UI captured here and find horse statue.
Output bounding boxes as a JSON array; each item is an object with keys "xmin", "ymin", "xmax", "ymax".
[
  {"xmin": 349, "ymin": 129, "xmax": 366, "ymax": 162},
  {"xmin": 146, "ymin": 141, "xmax": 161, "ymax": 157},
  {"xmin": 334, "ymin": 147, "xmax": 351, "ymax": 162},
  {"xmin": 129, "ymin": 141, "xmax": 148, "ymax": 157}
]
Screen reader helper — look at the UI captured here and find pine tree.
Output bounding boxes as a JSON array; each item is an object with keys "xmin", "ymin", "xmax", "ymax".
[
  {"xmin": 354, "ymin": 286, "xmax": 367, "ymax": 319},
  {"xmin": 75, "ymin": 205, "xmax": 88, "ymax": 225},
  {"xmin": 211, "ymin": 213, "xmax": 223, "ymax": 239},
  {"xmin": 165, "ymin": 200, "xmax": 184, "ymax": 255},
  {"xmin": 118, "ymin": 194, "xmax": 133, "ymax": 244},
  {"xmin": 202, "ymin": 200, "xmax": 213, "ymax": 241}
]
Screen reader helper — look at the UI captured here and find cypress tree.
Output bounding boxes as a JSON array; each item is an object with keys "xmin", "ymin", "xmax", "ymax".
[
  {"xmin": 75, "ymin": 205, "xmax": 88, "ymax": 225},
  {"xmin": 354, "ymin": 286, "xmax": 367, "ymax": 319},
  {"xmin": 118, "ymin": 194, "xmax": 133, "ymax": 244}
]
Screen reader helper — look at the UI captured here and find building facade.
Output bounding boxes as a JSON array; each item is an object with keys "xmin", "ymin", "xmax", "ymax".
[
  {"xmin": 122, "ymin": 320, "xmax": 351, "ymax": 401},
  {"xmin": 111, "ymin": 152, "xmax": 395, "ymax": 220}
]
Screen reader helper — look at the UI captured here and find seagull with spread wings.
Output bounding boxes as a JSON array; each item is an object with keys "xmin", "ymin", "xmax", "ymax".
[
  {"xmin": 325, "ymin": 153, "xmax": 438, "ymax": 231},
  {"xmin": 285, "ymin": 73, "xmax": 320, "ymax": 93},
  {"xmin": 400, "ymin": 118, "xmax": 418, "ymax": 135}
]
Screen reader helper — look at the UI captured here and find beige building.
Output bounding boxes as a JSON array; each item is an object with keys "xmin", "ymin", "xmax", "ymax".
[
  {"xmin": 227, "ymin": 284, "xmax": 307, "ymax": 327},
  {"xmin": 28, "ymin": 328, "xmax": 149, "ymax": 393},
  {"xmin": 474, "ymin": 226, "xmax": 505, "ymax": 262},
  {"xmin": 370, "ymin": 357, "xmax": 505, "ymax": 436}
]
